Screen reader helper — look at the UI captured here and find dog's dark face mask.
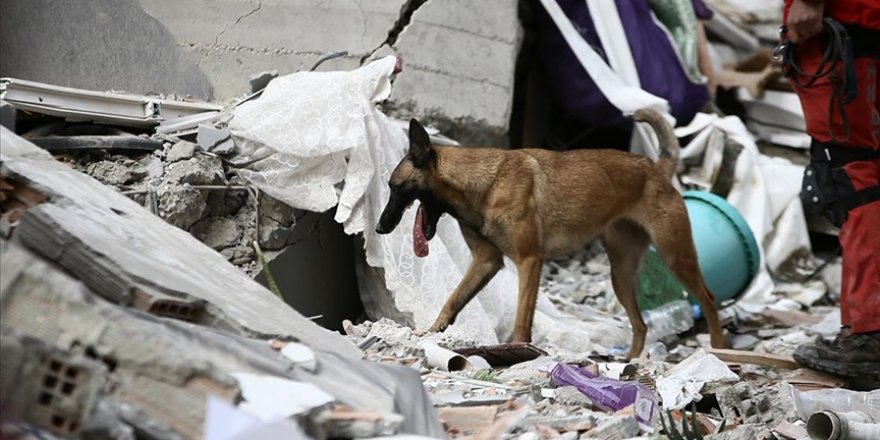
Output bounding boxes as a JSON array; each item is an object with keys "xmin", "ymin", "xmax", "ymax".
[{"xmin": 376, "ymin": 119, "xmax": 444, "ymax": 257}]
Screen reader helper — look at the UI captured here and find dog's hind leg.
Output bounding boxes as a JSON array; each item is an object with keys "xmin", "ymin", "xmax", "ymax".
[
  {"xmin": 648, "ymin": 201, "xmax": 729, "ymax": 349},
  {"xmin": 512, "ymin": 255, "xmax": 542, "ymax": 342},
  {"xmin": 429, "ymin": 227, "xmax": 504, "ymax": 333},
  {"xmin": 603, "ymin": 220, "xmax": 651, "ymax": 359}
]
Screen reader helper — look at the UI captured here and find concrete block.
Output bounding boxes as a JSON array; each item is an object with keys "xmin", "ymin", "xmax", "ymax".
[
  {"xmin": 0, "ymin": 330, "xmax": 107, "ymax": 438},
  {"xmin": 390, "ymin": 0, "xmax": 522, "ymax": 145}
]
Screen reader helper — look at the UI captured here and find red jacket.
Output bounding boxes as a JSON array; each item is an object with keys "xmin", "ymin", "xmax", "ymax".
[{"xmin": 784, "ymin": 0, "xmax": 880, "ymax": 30}]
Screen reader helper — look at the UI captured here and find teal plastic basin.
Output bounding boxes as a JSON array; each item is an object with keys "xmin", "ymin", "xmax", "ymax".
[{"xmin": 636, "ymin": 190, "xmax": 761, "ymax": 310}]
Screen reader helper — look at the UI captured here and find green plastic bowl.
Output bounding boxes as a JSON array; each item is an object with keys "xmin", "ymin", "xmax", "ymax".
[{"xmin": 636, "ymin": 190, "xmax": 761, "ymax": 311}]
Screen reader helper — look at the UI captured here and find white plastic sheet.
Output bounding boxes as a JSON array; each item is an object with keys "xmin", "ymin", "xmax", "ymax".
[
  {"xmin": 204, "ymin": 396, "xmax": 309, "ymax": 440},
  {"xmin": 231, "ymin": 372, "xmax": 334, "ymax": 420},
  {"xmin": 655, "ymin": 349, "xmax": 739, "ymax": 410}
]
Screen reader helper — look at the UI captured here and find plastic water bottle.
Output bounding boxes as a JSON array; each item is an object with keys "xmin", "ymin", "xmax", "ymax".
[
  {"xmin": 787, "ymin": 384, "xmax": 880, "ymax": 420},
  {"xmin": 641, "ymin": 299, "xmax": 695, "ymax": 342}
]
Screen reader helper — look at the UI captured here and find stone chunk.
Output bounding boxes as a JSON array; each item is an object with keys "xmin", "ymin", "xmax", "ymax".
[
  {"xmin": 706, "ymin": 424, "xmax": 775, "ymax": 440},
  {"xmin": 166, "ymin": 141, "xmax": 196, "ymax": 162},
  {"xmin": 259, "ymin": 217, "xmax": 292, "ymax": 250},
  {"xmin": 86, "ymin": 160, "xmax": 147, "ymax": 186},
  {"xmin": 553, "ymin": 386, "xmax": 594, "ymax": 408},
  {"xmin": 581, "ymin": 415, "xmax": 638, "ymax": 438},
  {"xmin": 157, "ymin": 184, "xmax": 206, "ymax": 230},
  {"xmin": 166, "ymin": 154, "xmax": 225, "ymax": 185},
  {"xmin": 190, "ymin": 217, "xmax": 242, "ymax": 250}
]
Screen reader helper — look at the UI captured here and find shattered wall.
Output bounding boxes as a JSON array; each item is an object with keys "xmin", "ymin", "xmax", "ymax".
[{"xmin": 0, "ymin": 0, "xmax": 522, "ymax": 144}]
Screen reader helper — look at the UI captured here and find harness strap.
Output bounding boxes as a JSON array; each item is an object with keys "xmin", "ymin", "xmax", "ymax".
[{"xmin": 842, "ymin": 186, "xmax": 880, "ymax": 211}]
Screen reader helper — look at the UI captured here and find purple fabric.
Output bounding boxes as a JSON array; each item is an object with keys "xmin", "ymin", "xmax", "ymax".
[
  {"xmin": 550, "ymin": 363, "xmax": 649, "ymax": 412},
  {"xmin": 691, "ymin": 0, "xmax": 714, "ymax": 20},
  {"xmin": 535, "ymin": 0, "xmax": 709, "ymax": 128}
]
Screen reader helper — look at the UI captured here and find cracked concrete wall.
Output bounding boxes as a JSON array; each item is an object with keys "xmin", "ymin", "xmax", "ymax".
[
  {"xmin": 1, "ymin": 0, "xmax": 521, "ymax": 143},
  {"xmin": 135, "ymin": 0, "xmax": 404, "ymax": 100},
  {"xmin": 0, "ymin": 0, "xmax": 212, "ymax": 100}
]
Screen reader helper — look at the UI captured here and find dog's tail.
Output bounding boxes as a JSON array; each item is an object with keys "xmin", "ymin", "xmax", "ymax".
[{"xmin": 632, "ymin": 108, "xmax": 679, "ymax": 179}]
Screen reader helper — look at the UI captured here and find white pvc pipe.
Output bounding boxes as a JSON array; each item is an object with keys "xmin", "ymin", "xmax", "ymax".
[
  {"xmin": 807, "ymin": 411, "xmax": 880, "ymax": 440},
  {"xmin": 420, "ymin": 342, "xmax": 469, "ymax": 372}
]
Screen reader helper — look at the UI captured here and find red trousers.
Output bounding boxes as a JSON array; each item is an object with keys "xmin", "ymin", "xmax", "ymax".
[{"xmin": 790, "ymin": 40, "xmax": 880, "ymax": 334}]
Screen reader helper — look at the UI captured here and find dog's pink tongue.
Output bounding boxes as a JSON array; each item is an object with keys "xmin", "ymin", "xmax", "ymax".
[{"xmin": 413, "ymin": 204, "xmax": 429, "ymax": 258}]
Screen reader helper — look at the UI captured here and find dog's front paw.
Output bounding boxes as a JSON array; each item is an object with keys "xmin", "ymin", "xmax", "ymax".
[
  {"xmin": 412, "ymin": 328, "xmax": 429, "ymax": 337},
  {"xmin": 710, "ymin": 334, "xmax": 730, "ymax": 349},
  {"xmin": 429, "ymin": 314, "xmax": 453, "ymax": 333},
  {"xmin": 511, "ymin": 331, "xmax": 533, "ymax": 343},
  {"xmin": 427, "ymin": 322, "xmax": 447, "ymax": 333}
]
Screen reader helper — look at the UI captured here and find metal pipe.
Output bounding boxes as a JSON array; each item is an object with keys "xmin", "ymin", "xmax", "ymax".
[{"xmin": 807, "ymin": 411, "xmax": 880, "ymax": 440}]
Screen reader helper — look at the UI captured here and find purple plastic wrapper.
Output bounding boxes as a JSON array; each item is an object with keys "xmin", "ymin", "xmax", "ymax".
[{"xmin": 551, "ymin": 363, "xmax": 657, "ymax": 430}]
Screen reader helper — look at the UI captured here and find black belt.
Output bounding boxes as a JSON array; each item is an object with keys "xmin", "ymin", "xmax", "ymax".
[{"xmin": 810, "ymin": 139, "xmax": 880, "ymax": 168}]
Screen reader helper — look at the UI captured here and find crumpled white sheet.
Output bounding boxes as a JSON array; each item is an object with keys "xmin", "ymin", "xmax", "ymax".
[
  {"xmin": 655, "ymin": 349, "xmax": 739, "ymax": 410},
  {"xmin": 229, "ymin": 57, "xmax": 629, "ymax": 351}
]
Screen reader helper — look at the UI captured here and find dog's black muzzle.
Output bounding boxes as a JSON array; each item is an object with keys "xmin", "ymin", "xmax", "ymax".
[{"xmin": 376, "ymin": 192, "xmax": 410, "ymax": 234}]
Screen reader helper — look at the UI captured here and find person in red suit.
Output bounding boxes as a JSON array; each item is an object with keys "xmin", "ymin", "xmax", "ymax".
[{"xmin": 783, "ymin": 0, "xmax": 879, "ymax": 379}]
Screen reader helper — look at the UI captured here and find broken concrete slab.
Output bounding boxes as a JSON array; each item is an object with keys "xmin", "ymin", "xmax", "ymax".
[
  {"xmin": 0, "ymin": 330, "xmax": 108, "ymax": 438},
  {"xmin": 0, "ymin": 126, "xmax": 360, "ymax": 358},
  {"xmin": 0, "ymin": 239, "xmax": 444, "ymax": 439},
  {"xmin": 388, "ymin": 0, "xmax": 522, "ymax": 146}
]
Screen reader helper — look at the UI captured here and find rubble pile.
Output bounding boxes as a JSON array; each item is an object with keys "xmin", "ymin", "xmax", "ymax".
[
  {"xmin": 339, "ymin": 262, "xmax": 870, "ymax": 440},
  {"xmin": 54, "ymin": 138, "xmax": 303, "ymax": 274},
  {"xmin": 2, "ymin": 0, "xmax": 878, "ymax": 437}
]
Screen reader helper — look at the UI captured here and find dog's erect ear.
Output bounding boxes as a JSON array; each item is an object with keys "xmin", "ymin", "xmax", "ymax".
[{"xmin": 408, "ymin": 118, "xmax": 435, "ymax": 168}]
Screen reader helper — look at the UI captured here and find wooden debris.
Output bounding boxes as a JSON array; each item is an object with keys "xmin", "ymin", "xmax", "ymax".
[
  {"xmin": 761, "ymin": 309, "xmax": 823, "ymax": 327},
  {"xmin": 773, "ymin": 421, "xmax": 807, "ymax": 439},
  {"xmin": 455, "ymin": 342, "xmax": 548, "ymax": 367},
  {"xmin": 325, "ymin": 405, "xmax": 383, "ymax": 422},
  {"xmin": 437, "ymin": 405, "xmax": 500, "ymax": 434},
  {"xmin": 705, "ymin": 348, "xmax": 799, "ymax": 369},
  {"xmin": 783, "ymin": 368, "xmax": 847, "ymax": 391}
]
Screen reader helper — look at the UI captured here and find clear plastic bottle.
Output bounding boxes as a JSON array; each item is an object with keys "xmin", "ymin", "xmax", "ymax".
[
  {"xmin": 641, "ymin": 299, "xmax": 695, "ymax": 342},
  {"xmin": 786, "ymin": 383, "xmax": 880, "ymax": 420}
]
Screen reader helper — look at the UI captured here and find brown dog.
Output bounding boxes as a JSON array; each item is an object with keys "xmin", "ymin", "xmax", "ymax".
[{"xmin": 376, "ymin": 108, "xmax": 728, "ymax": 358}]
